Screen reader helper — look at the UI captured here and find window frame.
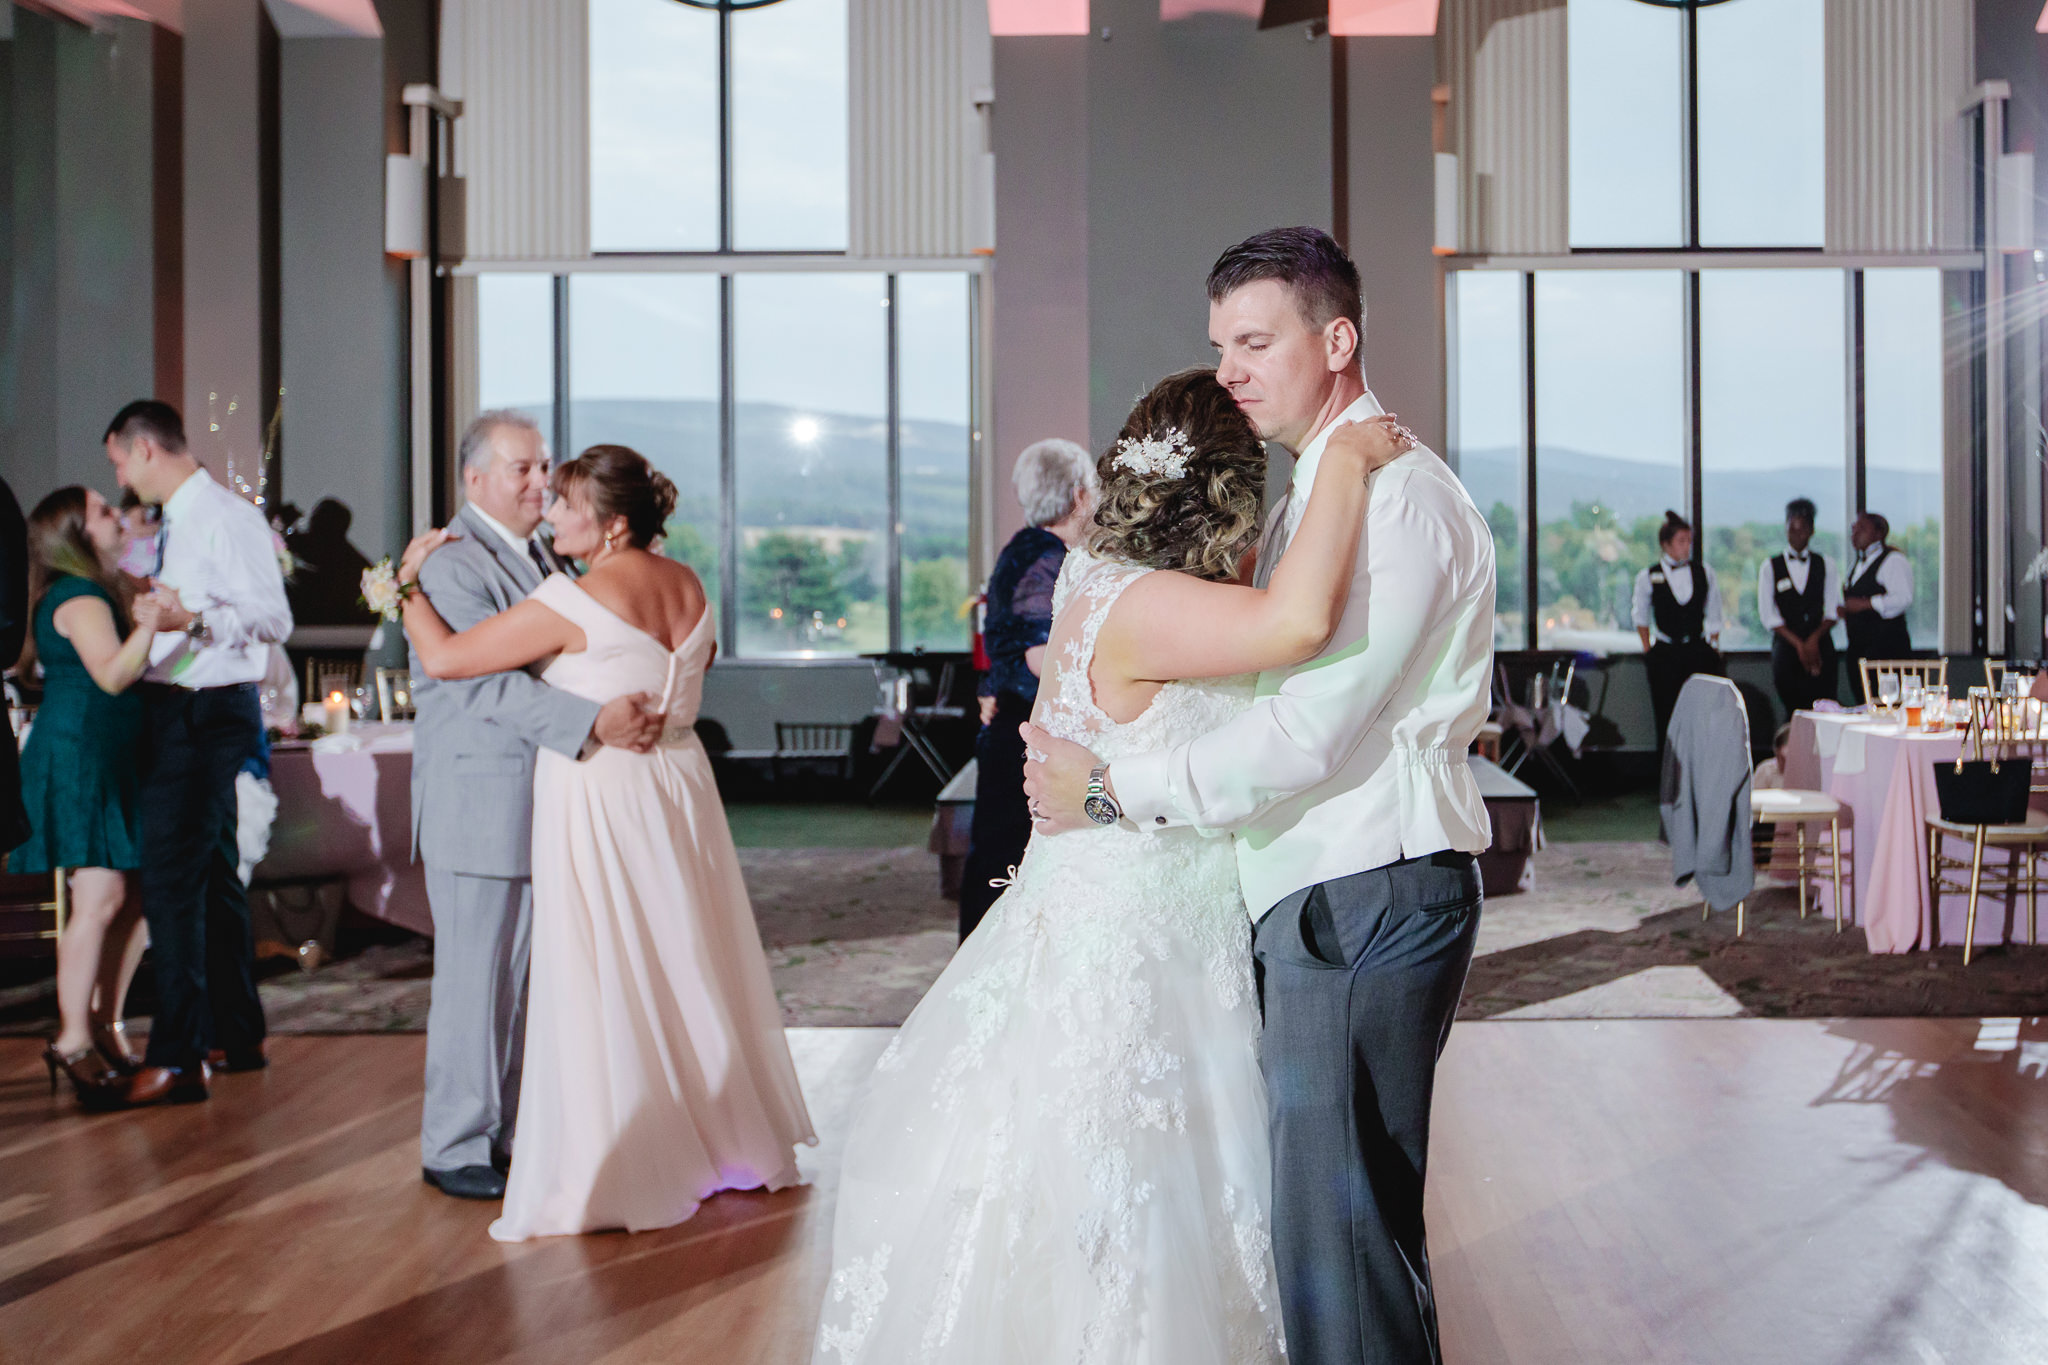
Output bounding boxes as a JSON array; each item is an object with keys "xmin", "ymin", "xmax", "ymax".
[
  {"xmin": 589, "ymin": 0, "xmax": 850, "ymax": 258},
  {"xmin": 1568, "ymin": 0, "xmax": 1826, "ymax": 255},
  {"xmin": 1447, "ymin": 253, "xmax": 1974, "ymax": 656},
  {"xmin": 467, "ymin": 260, "xmax": 986, "ymax": 666}
]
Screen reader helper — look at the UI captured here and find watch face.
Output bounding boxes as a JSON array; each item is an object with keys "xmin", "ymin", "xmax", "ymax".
[{"xmin": 1083, "ymin": 794, "xmax": 1120, "ymax": 826}]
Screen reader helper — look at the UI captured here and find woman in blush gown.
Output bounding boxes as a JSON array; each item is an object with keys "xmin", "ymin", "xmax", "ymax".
[
  {"xmin": 811, "ymin": 371, "xmax": 1411, "ymax": 1365},
  {"xmin": 399, "ymin": 444, "xmax": 815, "ymax": 1240}
]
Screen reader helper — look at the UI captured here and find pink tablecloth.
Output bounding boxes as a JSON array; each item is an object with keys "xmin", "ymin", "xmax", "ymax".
[
  {"xmin": 1796, "ymin": 714, "xmax": 2043, "ymax": 953},
  {"xmin": 254, "ymin": 724, "xmax": 432, "ymax": 936}
]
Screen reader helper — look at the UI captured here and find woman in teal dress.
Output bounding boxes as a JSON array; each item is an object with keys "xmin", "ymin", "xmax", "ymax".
[{"xmin": 14, "ymin": 487, "xmax": 162, "ymax": 1100}]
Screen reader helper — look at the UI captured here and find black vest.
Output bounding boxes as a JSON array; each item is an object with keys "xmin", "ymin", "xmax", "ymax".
[
  {"xmin": 1769, "ymin": 552, "xmax": 1827, "ymax": 636},
  {"xmin": 1844, "ymin": 546, "xmax": 1912, "ymax": 654},
  {"xmin": 1648, "ymin": 561, "xmax": 1708, "ymax": 644}
]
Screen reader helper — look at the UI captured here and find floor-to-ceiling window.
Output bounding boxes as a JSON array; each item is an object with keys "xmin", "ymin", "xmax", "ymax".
[
  {"xmin": 1531, "ymin": 271, "xmax": 1686, "ymax": 652},
  {"xmin": 1455, "ymin": 0, "xmax": 1955, "ymax": 656},
  {"xmin": 461, "ymin": 0, "xmax": 977, "ymax": 663},
  {"xmin": 1699, "ymin": 269, "xmax": 1846, "ymax": 650}
]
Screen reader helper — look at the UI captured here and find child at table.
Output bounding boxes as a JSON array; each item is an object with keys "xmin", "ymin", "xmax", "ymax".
[{"xmin": 1752, "ymin": 723, "xmax": 1791, "ymax": 791}]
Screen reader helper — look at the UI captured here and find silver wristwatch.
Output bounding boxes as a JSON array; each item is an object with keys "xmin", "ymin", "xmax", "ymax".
[{"xmin": 1083, "ymin": 765, "xmax": 1122, "ymax": 826}]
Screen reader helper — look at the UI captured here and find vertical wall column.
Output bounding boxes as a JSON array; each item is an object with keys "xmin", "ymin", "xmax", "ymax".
[
  {"xmin": 1346, "ymin": 35, "xmax": 1445, "ymax": 458},
  {"xmin": 183, "ymin": 0, "xmax": 279, "ymax": 479},
  {"xmin": 989, "ymin": 33, "xmax": 1090, "ymax": 547}
]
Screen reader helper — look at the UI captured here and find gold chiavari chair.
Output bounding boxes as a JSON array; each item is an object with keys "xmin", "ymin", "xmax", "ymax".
[
  {"xmin": 0, "ymin": 871, "xmax": 70, "ymax": 954},
  {"xmin": 305, "ymin": 658, "xmax": 364, "ymax": 711},
  {"xmin": 1859, "ymin": 658, "xmax": 1947, "ymax": 708},
  {"xmin": 1742, "ymin": 789, "xmax": 1848, "ymax": 936},
  {"xmin": 1925, "ymin": 692, "xmax": 2048, "ymax": 964},
  {"xmin": 1985, "ymin": 660, "xmax": 2008, "ymax": 697},
  {"xmin": 375, "ymin": 668, "xmax": 416, "ymax": 722}
]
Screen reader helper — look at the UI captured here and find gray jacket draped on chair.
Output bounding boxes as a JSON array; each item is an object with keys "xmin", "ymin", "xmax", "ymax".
[{"xmin": 1660, "ymin": 674, "xmax": 1754, "ymax": 912}]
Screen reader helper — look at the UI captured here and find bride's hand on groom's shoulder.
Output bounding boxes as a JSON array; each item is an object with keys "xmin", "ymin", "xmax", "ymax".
[
  {"xmin": 1324, "ymin": 413, "xmax": 1417, "ymax": 478},
  {"xmin": 1019, "ymin": 722, "xmax": 1100, "ymax": 835},
  {"xmin": 397, "ymin": 528, "xmax": 460, "ymax": 587}
]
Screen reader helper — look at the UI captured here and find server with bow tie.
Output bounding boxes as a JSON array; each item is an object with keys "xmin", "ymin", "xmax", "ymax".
[{"xmin": 1757, "ymin": 497, "xmax": 1842, "ymax": 716}]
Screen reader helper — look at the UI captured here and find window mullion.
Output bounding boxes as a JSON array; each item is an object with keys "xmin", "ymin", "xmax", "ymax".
[
  {"xmin": 1521, "ymin": 271, "xmax": 1539, "ymax": 651},
  {"xmin": 885, "ymin": 275, "xmax": 902, "ymax": 653},
  {"xmin": 1684, "ymin": 268, "xmax": 1702, "ymax": 537},
  {"xmin": 718, "ymin": 3, "xmax": 734, "ymax": 255},
  {"xmin": 719, "ymin": 273, "xmax": 738, "ymax": 658},
  {"xmin": 1682, "ymin": 0, "xmax": 1700, "ymax": 251}
]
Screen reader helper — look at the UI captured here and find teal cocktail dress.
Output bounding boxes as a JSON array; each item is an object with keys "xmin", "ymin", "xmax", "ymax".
[{"xmin": 11, "ymin": 576, "xmax": 144, "ymax": 873}]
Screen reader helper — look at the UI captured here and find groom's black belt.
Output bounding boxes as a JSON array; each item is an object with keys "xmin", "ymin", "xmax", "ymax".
[{"xmin": 1418, "ymin": 849, "xmax": 1475, "ymax": 870}]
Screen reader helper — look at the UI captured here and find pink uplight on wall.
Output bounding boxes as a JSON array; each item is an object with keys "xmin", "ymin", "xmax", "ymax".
[
  {"xmin": 989, "ymin": 0, "xmax": 1089, "ymax": 35},
  {"xmin": 1330, "ymin": 0, "xmax": 1439, "ymax": 36}
]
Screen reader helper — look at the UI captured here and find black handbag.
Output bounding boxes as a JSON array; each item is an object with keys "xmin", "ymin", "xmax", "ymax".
[
  {"xmin": 1933, "ymin": 694, "xmax": 2036, "ymax": 825},
  {"xmin": 1933, "ymin": 760, "xmax": 2034, "ymax": 825}
]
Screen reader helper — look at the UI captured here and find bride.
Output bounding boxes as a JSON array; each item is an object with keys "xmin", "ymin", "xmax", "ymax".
[
  {"xmin": 812, "ymin": 368, "xmax": 1409, "ymax": 1363},
  {"xmin": 398, "ymin": 444, "xmax": 815, "ymax": 1240}
]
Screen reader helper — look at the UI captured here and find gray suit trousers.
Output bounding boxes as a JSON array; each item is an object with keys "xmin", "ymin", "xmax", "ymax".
[
  {"xmin": 420, "ymin": 866, "xmax": 532, "ymax": 1172},
  {"xmin": 1253, "ymin": 851, "xmax": 1482, "ymax": 1365}
]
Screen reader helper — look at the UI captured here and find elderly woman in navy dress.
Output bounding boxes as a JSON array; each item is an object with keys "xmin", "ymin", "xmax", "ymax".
[{"xmin": 958, "ymin": 438, "xmax": 1098, "ymax": 940}]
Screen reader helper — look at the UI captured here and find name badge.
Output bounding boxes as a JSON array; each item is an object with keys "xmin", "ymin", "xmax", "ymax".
[
  {"xmin": 1776, "ymin": 578, "xmax": 1793, "ymax": 593},
  {"xmin": 1648, "ymin": 572, "xmax": 1666, "ymax": 586}
]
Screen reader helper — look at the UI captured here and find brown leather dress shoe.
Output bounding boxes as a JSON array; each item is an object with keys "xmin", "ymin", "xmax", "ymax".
[{"xmin": 117, "ymin": 1063, "xmax": 212, "ymax": 1108}]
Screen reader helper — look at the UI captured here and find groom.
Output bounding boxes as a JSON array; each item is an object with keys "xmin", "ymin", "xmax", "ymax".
[
  {"xmin": 411, "ymin": 410, "xmax": 663, "ymax": 1200},
  {"xmin": 1024, "ymin": 228, "xmax": 1495, "ymax": 1364}
]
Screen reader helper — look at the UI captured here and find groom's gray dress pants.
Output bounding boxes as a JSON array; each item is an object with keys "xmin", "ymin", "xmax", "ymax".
[
  {"xmin": 1253, "ymin": 850, "xmax": 1481, "ymax": 1365},
  {"xmin": 420, "ymin": 867, "xmax": 532, "ymax": 1172}
]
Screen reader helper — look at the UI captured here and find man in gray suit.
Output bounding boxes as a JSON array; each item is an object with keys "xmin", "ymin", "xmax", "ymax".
[{"xmin": 411, "ymin": 410, "xmax": 662, "ymax": 1200}]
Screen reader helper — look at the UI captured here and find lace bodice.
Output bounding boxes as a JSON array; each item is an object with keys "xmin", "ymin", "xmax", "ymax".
[{"xmin": 1036, "ymin": 550, "xmax": 1256, "ymax": 764}]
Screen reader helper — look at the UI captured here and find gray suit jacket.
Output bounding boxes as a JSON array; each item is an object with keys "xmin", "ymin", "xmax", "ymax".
[
  {"xmin": 409, "ymin": 503, "xmax": 601, "ymax": 878},
  {"xmin": 1659, "ymin": 674, "xmax": 1755, "ymax": 913}
]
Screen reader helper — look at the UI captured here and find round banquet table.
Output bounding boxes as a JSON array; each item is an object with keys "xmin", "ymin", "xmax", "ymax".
[
  {"xmin": 1789, "ymin": 711, "xmax": 2045, "ymax": 953},
  {"xmin": 253, "ymin": 722, "xmax": 432, "ymax": 937}
]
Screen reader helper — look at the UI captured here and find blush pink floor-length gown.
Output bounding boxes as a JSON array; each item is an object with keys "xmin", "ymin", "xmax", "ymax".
[{"xmin": 489, "ymin": 573, "xmax": 816, "ymax": 1242}]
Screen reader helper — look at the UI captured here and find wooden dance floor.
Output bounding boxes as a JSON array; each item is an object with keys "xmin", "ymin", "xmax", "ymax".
[{"xmin": 3, "ymin": 1018, "xmax": 2045, "ymax": 1364}]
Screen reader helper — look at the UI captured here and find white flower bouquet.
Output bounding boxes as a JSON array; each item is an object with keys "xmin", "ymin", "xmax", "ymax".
[{"xmin": 360, "ymin": 559, "xmax": 415, "ymax": 622}]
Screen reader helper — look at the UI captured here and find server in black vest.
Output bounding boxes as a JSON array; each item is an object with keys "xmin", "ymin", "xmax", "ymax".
[
  {"xmin": 1840, "ymin": 511, "xmax": 1914, "ymax": 702},
  {"xmin": 1633, "ymin": 511, "xmax": 1726, "ymax": 748},
  {"xmin": 1758, "ymin": 497, "xmax": 1841, "ymax": 715}
]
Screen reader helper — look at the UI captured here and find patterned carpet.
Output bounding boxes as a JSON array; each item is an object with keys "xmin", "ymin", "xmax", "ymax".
[{"xmin": 4, "ymin": 839, "xmax": 2043, "ymax": 1036}]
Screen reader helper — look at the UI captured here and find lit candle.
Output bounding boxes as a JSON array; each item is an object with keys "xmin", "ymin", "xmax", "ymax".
[{"xmin": 324, "ymin": 689, "xmax": 350, "ymax": 735}]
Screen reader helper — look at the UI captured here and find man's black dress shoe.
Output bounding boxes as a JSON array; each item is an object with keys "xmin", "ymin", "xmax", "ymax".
[
  {"xmin": 207, "ymin": 1047, "xmax": 270, "ymax": 1073},
  {"xmin": 423, "ymin": 1165, "xmax": 507, "ymax": 1200}
]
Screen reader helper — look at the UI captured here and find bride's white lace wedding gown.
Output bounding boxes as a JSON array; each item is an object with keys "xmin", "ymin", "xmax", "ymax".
[{"xmin": 813, "ymin": 551, "xmax": 1285, "ymax": 1365}]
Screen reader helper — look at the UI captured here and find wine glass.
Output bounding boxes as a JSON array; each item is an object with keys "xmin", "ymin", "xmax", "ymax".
[{"xmin": 1876, "ymin": 671, "xmax": 1900, "ymax": 713}]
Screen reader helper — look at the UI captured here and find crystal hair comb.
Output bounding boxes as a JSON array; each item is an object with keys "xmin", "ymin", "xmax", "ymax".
[{"xmin": 1111, "ymin": 428, "xmax": 1194, "ymax": 480}]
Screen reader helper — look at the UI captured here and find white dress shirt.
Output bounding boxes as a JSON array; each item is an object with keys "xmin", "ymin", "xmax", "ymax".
[
  {"xmin": 1755, "ymin": 549, "xmax": 1841, "ymax": 635},
  {"xmin": 1846, "ymin": 543, "xmax": 1913, "ymax": 620},
  {"xmin": 146, "ymin": 469, "xmax": 294, "ymax": 687},
  {"xmin": 1111, "ymin": 390, "xmax": 1497, "ymax": 919},
  {"xmin": 1631, "ymin": 556, "xmax": 1723, "ymax": 642}
]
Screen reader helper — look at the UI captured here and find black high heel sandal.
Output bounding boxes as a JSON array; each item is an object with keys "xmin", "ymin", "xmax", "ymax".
[
  {"xmin": 91, "ymin": 1019, "xmax": 140, "ymax": 1076},
  {"xmin": 42, "ymin": 1043, "xmax": 115, "ymax": 1098}
]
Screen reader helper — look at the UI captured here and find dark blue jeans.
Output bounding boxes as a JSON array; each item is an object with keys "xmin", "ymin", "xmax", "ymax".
[
  {"xmin": 138, "ymin": 683, "xmax": 267, "ymax": 1070},
  {"xmin": 1253, "ymin": 850, "xmax": 1482, "ymax": 1365}
]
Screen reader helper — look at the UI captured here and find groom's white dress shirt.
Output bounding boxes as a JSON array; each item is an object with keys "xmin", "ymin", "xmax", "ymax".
[
  {"xmin": 144, "ymin": 468, "xmax": 294, "ymax": 689},
  {"xmin": 1111, "ymin": 391, "xmax": 1497, "ymax": 918}
]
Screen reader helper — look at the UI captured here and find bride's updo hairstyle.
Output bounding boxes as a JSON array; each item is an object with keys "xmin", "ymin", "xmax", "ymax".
[
  {"xmin": 1089, "ymin": 367, "xmax": 1265, "ymax": 582},
  {"xmin": 551, "ymin": 444, "xmax": 679, "ymax": 549}
]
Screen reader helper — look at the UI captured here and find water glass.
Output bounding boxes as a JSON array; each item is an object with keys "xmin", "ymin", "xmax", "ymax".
[
  {"xmin": 1923, "ymin": 685, "xmax": 1949, "ymax": 731},
  {"xmin": 1876, "ymin": 672, "xmax": 1901, "ymax": 711}
]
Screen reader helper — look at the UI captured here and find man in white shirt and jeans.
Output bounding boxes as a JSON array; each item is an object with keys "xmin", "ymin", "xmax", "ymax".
[
  {"xmin": 1025, "ymin": 228, "xmax": 1495, "ymax": 1365},
  {"xmin": 103, "ymin": 400, "xmax": 294, "ymax": 1106}
]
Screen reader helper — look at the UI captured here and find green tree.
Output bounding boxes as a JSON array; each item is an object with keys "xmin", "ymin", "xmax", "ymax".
[
  {"xmin": 664, "ymin": 518, "xmax": 719, "ymax": 612},
  {"xmin": 741, "ymin": 532, "xmax": 846, "ymax": 647},
  {"xmin": 903, "ymin": 556, "xmax": 969, "ymax": 650}
]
